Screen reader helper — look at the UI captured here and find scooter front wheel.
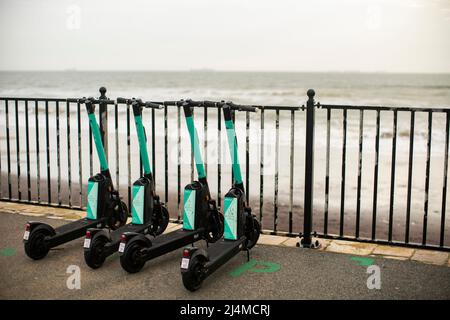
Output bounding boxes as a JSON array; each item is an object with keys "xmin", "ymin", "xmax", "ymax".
[
  {"xmin": 245, "ymin": 217, "xmax": 261, "ymax": 250},
  {"xmin": 182, "ymin": 255, "xmax": 206, "ymax": 292},
  {"xmin": 205, "ymin": 210, "xmax": 224, "ymax": 243},
  {"xmin": 109, "ymin": 201, "xmax": 128, "ymax": 230},
  {"xmin": 84, "ymin": 235, "xmax": 109, "ymax": 269},
  {"xmin": 24, "ymin": 226, "xmax": 51, "ymax": 260},
  {"xmin": 151, "ymin": 205, "xmax": 169, "ymax": 236},
  {"xmin": 120, "ymin": 241, "xmax": 145, "ymax": 273}
]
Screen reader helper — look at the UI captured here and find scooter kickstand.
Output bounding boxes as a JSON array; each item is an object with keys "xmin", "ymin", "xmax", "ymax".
[{"xmin": 246, "ymin": 248, "xmax": 250, "ymax": 262}]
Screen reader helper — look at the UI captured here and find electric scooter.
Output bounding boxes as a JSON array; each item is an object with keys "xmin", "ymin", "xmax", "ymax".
[
  {"xmin": 181, "ymin": 101, "xmax": 261, "ymax": 291},
  {"xmin": 23, "ymin": 97, "xmax": 128, "ymax": 260},
  {"xmin": 83, "ymin": 98, "xmax": 169, "ymax": 269},
  {"xmin": 119, "ymin": 99, "xmax": 224, "ymax": 273}
]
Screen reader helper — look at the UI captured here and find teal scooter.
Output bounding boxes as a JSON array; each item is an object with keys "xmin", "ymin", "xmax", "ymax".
[
  {"xmin": 181, "ymin": 101, "xmax": 261, "ymax": 291},
  {"xmin": 119, "ymin": 99, "xmax": 223, "ymax": 274},
  {"xmin": 23, "ymin": 97, "xmax": 128, "ymax": 260},
  {"xmin": 83, "ymin": 98, "xmax": 169, "ymax": 269}
]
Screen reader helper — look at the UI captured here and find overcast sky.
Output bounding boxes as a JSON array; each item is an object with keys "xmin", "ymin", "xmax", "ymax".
[{"xmin": 0, "ymin": 0, "xmax": 449, "ymax": 73}]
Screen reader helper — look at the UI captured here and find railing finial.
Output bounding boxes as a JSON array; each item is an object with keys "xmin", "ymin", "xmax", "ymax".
[
  {"xmin": 307, "ymin": 89, "xmax": 315, "ymax": 99},
  {"xmin": 99, "ymin": 86, "xmax": 107, "ymax": 98},
  {"xmin": 98, "ymin": 86, "xmax": 108, "ymax": 159}
]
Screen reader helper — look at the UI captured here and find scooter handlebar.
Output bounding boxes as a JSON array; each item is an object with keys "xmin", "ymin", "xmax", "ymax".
[
  {"xmin": 203, "ymin": 100, "xmax": 217, "ymax": 108},
  {"xmin": 116, "ymin": 97, "xmax": 130, "ymax": 104},
  {"xmin": 79, "ymin": 97, "xmax": 115, "ymax": 105},
  {"xmin": 117, "ymin": 98, "xmax": 162, "ymax": 109},
  {"xmin": 198, "ymin": 100, "xmax": 257, "ymax": 112},
  {"xmin": 87, "ymin": 97, "xmax": 255, "ymax": 112},
  {"xmin": 143, "ymin": 101, "xmax": 163, "ymax": 109},
  {"xmin": 205, "ymin": 100, "xmax": 257, "ymax": 112},
  {"xmin": 227, "ymin": 102, "xmax": 257, "ymax": 112},
  {"xmin": 184, "ymin": 99, "xmax": 204, "ymax": 107}
]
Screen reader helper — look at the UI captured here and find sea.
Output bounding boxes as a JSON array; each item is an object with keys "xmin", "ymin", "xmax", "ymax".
[{"xmin": 0, "ymin": 71, "xmax": 449, "ymax": 244}]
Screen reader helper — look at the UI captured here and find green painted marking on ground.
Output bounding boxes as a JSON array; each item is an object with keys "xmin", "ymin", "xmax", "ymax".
[
  {"xmin": 350, "ymin": 256, "xmax": 374, "ymax": 266},
  {"xmin": 0, "ymin": 247, "xmax": 16, "ymax": 257},
  {"xmin": 107, "ymin": 253, "xmax": 120, "ymax": 261},
  {"xmin": 230, "ymin": 259, "xmax": 280, "ymax": 277}
]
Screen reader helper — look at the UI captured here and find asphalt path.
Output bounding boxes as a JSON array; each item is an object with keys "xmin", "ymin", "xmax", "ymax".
[{"xmin": 0, "ymin": 212, "xmax": 449, "ymax": 299}]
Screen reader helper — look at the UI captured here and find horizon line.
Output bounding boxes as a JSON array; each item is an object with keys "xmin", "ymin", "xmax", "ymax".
[{"xmin": 1, "ymin": 69, "xmax": 450, "ymax": 75}]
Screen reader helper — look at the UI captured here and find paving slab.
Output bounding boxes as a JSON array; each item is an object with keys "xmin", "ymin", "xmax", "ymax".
[
  {"xmin": 17, "ymin": 211, "xmax": 46, "ymax": 217},
  {"xmin": 372, "ymin": 245, "xmax": 415, "ymax": 258},
  {"xmin": 258, "ymin": 234, "xmax": 286, "ymax": 246},
  {"xmin": 166, "ymin": 223, "xmax": 183, "ymax": 231},
  {"xmin": 411, "ymin": 250, "xmax": 449, "ymax": 266},
  {"xmin": 326, "ymin": 240, "xmax": 376, "ymax": 256},
  {"xmin": 375, "ymin": 255, "xmax": 409, "ymax": 261},
  {"xmin": 281, "ymin": 237, "xmax": 299, "ymax": 247},
  {"xmin": 317, "ymin": 239, "xmax": 331, "ymax": 250}
]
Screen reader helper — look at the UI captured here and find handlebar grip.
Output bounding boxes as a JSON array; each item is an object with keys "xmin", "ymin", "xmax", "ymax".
[
  {"xmin": 203, "ymin": 101, "xmax": 217, "ymax": 108},
  {"xmin": 98, "ymin": 98, "xmax": 115, "ymax": 105},
  {"xmin": 116, "ymin": 97, "xmax": 129, "ymax": 104},
  {"xmin": 185, "ymin": 99, "xmax": 203, "ymax": 107},
  {"xmin": 78, "ymin": 97, "xmax": 116, "ymax": 105},
  {"xmin": 144, "ymin": 101, "xmax": 163, "ymax": 109},
  {"xmin": 227, "ymin": 102, "xmax": 257, "ymax": 112},
  {"xmin": 236, "ymin": 105, "xmax": 257, "ymax": 112},
  {"xmin": 163, "ymin": 101, "xmax": 180, "ymax": 106}
]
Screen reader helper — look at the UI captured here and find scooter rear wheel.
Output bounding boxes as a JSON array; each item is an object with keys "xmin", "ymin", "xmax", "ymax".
[
  {"xmin": 182, "ymin": 255, "xmax": 206, "ymax": 292},
  {"xmin": 120, "ymin": 241, "xmax": 145, "ymax": 273},
  {"xmin": 151, "ymin": 205, "xmax": 169, "ymax": 236},
  {"xmin": 84, "ymin": 235, "xmax": 109, "ymax": 269},
  {"xmin": 24, "ymin": 226, "xmax": 51, "ymax": 260},
  {"xmin": 245, "ymin": 217, "xmax": 261, "ymax": 250}
]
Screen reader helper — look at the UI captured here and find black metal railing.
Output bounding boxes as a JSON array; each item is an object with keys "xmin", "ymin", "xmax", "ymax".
[
  {"xmin": 0, "ymin": 87, "xmax": 448, "ymax": 251},
  {"xmin": 312, "ymin": 97, "xmax": 449, "ymax": 251}
]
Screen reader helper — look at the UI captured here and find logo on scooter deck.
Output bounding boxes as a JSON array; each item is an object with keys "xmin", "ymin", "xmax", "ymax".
[
  {"xmin": 87, "ymin": 181, "xmax": 98, "ymax": 220},
  {"xmin": 224, "ymin": 197, "xmax": 238, "ymax": 240},
  {"xmin": 131, "ymin": 185, "xmax": 145, "ymax": 225},
  {"xmin": 183, "ymin": 189, "xmax": 196, "ymax": 230}
]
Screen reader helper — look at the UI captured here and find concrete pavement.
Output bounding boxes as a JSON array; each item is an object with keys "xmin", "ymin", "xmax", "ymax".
[{"xmin": 1, "ymin": 210, "xmax": 450, "ymax": 299}]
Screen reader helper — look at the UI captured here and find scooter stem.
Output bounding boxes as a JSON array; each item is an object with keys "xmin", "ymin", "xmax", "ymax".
[
  {"xmin": 222, "ymin": 105, "xmax": 244, "ymax": 192},
  {"xmin": 183, "ymin": 105, "xmax": 207, "ymax": 181},
  {"xmin": 132, "ymin": 103, "xmax": 153, "ymax": 177},
  {"xmin": 85, "ymin": 101, "xmax": 109, "ymax": 174}
]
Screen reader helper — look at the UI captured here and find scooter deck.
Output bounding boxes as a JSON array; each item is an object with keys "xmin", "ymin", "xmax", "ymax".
[
  {"xmin": 204, "ymin": 237, "xmax": 247, "ymax": 276},
  {"xmin": 56, "ymin": 218, "xmax": 103, "ymax": 234},
  {"xmin": 110, "ymin": 224, "xmax": 149, "ymax": 242},
  {"xmin": 51, "ymin": 218, "xmax": 105, "ymax": 248},
  {"xmin": 142, "ymin": 228, "xmax": 203, "ymax": 261},
  {"xmin": 101, "ymin": 224, "xmax": 150, "ymax": 256}
]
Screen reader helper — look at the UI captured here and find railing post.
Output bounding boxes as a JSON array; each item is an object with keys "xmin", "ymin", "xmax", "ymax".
[
  {"xmin": 300, "ymin": 89, "xmax": 320, "ymax": 248},
  {"xmin": 99, "ymin": 86, "xmax": 108, "ymax": 160}
]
